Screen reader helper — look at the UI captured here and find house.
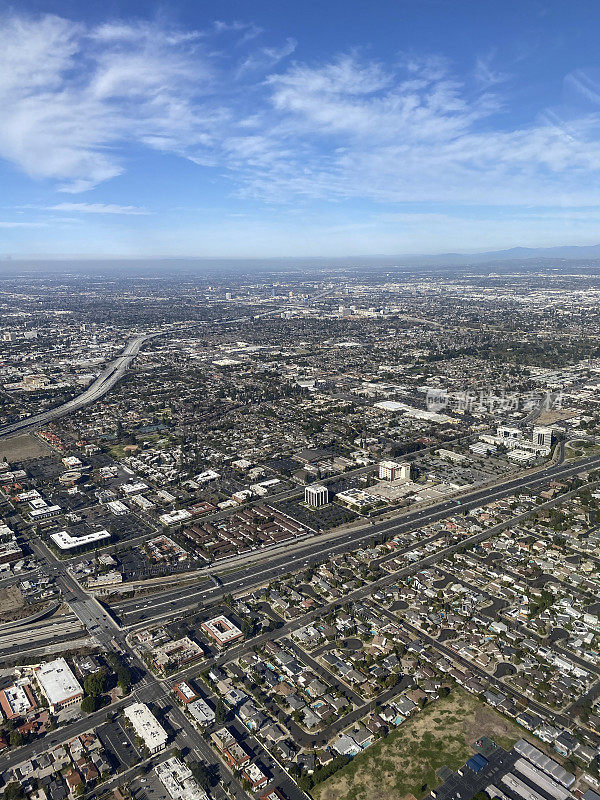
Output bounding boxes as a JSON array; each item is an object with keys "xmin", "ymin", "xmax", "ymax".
[{"xmin": 554, "ymin": 731, "xmax": 577, "ymax": 756}]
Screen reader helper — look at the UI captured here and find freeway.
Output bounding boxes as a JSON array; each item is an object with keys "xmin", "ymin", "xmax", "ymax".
[
  {"xmin": 0, "ymin": 333, "xmax": 157, "ymax": 440},
  {"xmin": 17, "ymin": 525, "xmax": 252, "ymax": 800},
  {"xmin": 2, "ymin": 452, "xmax": 597, "ymax": 794},
  {"xmin": 0, "ymin": 304, "xmax": 308, "ymax": 443},
  {"xmin": 114, "ymin": 451, "xmax": 600, "ymax": 629},
  {"xmin": 142, "ymin": 472, "xmax": 600, "ymax": 757}
]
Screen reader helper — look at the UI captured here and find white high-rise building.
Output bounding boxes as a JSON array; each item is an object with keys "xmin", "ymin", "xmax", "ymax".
[
  {"xmin": 533, "ymin": 426, "xmax": 553, "ymax": 447},
  {"xmin": 378, "ymin": 461, "xmax": 411, "ymax": 481},
  {"xmin": 305, "ymin": 485, "xmax": 329, "ymax": 507},
  {"xmin": 497, "ymin": 426, "xmax": 521, "ymax": 440}
]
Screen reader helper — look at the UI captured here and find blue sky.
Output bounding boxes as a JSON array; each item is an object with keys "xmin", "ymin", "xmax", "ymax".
[{"xmin": 2, "ymin": 0, "xmax": 600, "ymax": 258}]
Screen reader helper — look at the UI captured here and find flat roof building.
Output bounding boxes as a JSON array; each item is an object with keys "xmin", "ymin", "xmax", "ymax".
[
  {"xmin": 0, "ymin": 683, "xmax": 36, "ymax": 719},
  {"xmin": 107, "ymin": 500, "xmax": 129, "ymax": 516},
  {"xmin": 378, "ymin": 460, "xmax": 411, "ymax": 481},
  {"xmin": 201, "ymin": 615, "xmax": 243, "ymax": 646},
  {"xmin": 188, "ymin": 698, "xmax": 216, "ymax": 727},
  {"xmin": 35, "ymin": 658, "xmax": 83, "ymax": 712},
  {"xmin": 155, "ymin": 757, "xmax": 208, "ymax": 800},
  {"xmin": 305, "ymin": 485, "xmax": 329, "ymax": 507},
  {"xmin": 50, "ymin": 529, "xmax": 111, "ymax": 550},
  {"xmin": 124, "ymin": 702, "xmax": 168, "ymax": 754}
]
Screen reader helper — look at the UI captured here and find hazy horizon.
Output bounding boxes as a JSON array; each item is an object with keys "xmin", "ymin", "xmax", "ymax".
[{"xmin": 3, "ymin": 0, "xmax": 600, "ymax": 260}]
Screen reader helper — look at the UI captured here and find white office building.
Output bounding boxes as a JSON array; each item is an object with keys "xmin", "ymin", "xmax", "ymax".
[
  {"xmin": 497, "ymin": 426, "xmax": 522, "ymax": 440},
  {"xmin": 155, "ymin": 757, "xmax": 208, "ymax": 800},
  {"xmin": 124, "ymin": 702, "xmax": 168, "ymax": 754},
  {"xmin": 50, "ymin": 529, "xmax": 111, "ymax": 550},
  {"xmin": 188, "ymin": 698, "xmax": 216, "ymax": 727},
  {"xmin": 35, "ymin": 658, "xmax": 83, "ymax": 712},
  {"xmin": 305, "ymin": 485, "xmax": 329, "ymax": 507},
  {"xmin": 378, "ymin": 460, "xmax": 411, "ymax": 481},
  {"xmin": 533, "ymin": 426, "xmax": 554, "ymax": 447}
]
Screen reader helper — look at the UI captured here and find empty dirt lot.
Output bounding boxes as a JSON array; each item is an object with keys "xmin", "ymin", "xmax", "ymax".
[
  {"xmin": 315, "ymin": 689, "xmax": 524, "ymax": 800},
  {"xmin": 0, "ymin": 433, "xmax": 52, "ymax": 463}
]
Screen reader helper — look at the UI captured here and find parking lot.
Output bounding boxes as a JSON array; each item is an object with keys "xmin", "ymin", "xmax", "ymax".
[
  {"xmin": 277, "ymin": 497, "xmax": 359, "ymax": 531},
  {"xmin": 433, "ymin": 745, "xmax": 518, "ymax": 800},
  {"xmin": 117, "ymin": 545, "xmax": 198, "ymax": 581},
  {"xmin": 97, "ymin": 717, "xmax": 142, "ymax": 770}
]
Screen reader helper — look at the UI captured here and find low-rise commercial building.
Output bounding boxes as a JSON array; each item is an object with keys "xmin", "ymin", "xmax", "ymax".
[
  {"xmin": 124, "ymin": 702, "xmax": 168, "ymax": 754},
  {"xmin": 201, "ymin": 615, "xmax": 243, "ymax": 647},
  {"xmin": 50, "ymin": 529, "xmax": 111, "ymax": 551},
  {"xmin": 35, "ymin": 658, "xmax": 83, "ymax": 712}
]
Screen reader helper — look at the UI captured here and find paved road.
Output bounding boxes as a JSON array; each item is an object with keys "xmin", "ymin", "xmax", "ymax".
[
  {"xmin": 114, "ymin": 452, "xmax": 600, "ymax": 629},
  {"xmin": 0, "ymin": 333, "xmax": 156, "ymax": 440}
]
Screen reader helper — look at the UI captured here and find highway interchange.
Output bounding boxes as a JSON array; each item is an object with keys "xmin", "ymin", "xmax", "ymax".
[{"xmin": 0, "ymin": 321, "xmax": 597, "ymax": 799}]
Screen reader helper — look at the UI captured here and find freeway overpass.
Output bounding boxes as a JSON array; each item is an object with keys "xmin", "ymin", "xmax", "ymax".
[{"xmin": 0, "ymin": 333, "xmax": 156, "ymax": 440}]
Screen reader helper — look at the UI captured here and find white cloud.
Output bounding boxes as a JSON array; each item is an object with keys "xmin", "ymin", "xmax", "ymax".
[
  {"xmin": 236, "ymin": 38, "xmax": 297, "ymax": 76},
  {"xmin": 0, "ymin": 221, "xmax": 48, "ymax": 228},
  {"xmin": 474, "ymin": 52, "xmax": 509, "ymax": 88},
  {"xmin": 2, "ymin": 11, "xmax": 600, "ymax": 215},
  {"xmin": 230, "ymin": 53, "xmax": 600, "ymax": 206},
  {"xmin": 0, "ymin": 12, "xmax": 251, "ymax": 192},
  {"xmin": 49, "ymin": 203, "xmax": 150, "ymax": 215}
]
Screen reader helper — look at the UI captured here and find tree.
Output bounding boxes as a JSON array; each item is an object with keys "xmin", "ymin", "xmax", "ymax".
[
  {"xmin": 9, "ymin": 730, "xmax": 23, "ymax": 747},
  {"xmin": 215, "ymin": 698, "xmax": 227, "ymax": 724},
  {"xmin": 81, "ymin": 696, "xmax": 98, "ymax": 713},
  {"xmin": 190, "ymin": 762, "xmax": 211, "ymax": 791},
  {"xmin": 84, "ymin": 668, "xmax": 107, "ymax": 698},
  {"xmin": 2, "ymin": 782, "xmax": 24, "ymax": 800}
]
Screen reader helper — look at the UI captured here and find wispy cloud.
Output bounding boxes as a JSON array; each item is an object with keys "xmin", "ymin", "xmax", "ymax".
[
  {"xmin": 2, "ymin": 10, "xmax": 600, "ymax": 213},
  {"xmin": 0, "ymin": 221, "xmax": 48, "ymax": 228},
  {"xmin": 236, "ymin": 38, "xmax": 297, "ymax": 77},
  {"xmin": 0, "ymin": 12, "xmax": 288, "ymax": 193},
  {"xmin": 230, "ymin": 52, "xmax": 600, "ymax": 206},
  {"xmin": 49, "ymin": 203, "xmax": 150, "ymax": 215},
  {"xmin": 474, "ymin": 51, "xmax": 509, "ymax": 88}
]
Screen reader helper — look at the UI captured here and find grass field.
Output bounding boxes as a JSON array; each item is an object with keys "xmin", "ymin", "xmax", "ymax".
[
  {"xmin": 314, "ymin": 689, "xmax": 523, "ymax": 800},
  {"xmin": 565, "ymin": 440, "xmax": 600, "ymax": 460},
  {"xmin": 0, "ymin": 433, "xmax": 52, "ymax": 463}
]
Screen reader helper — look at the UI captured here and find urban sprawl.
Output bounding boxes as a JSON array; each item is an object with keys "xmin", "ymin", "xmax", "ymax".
[{"xmin": 0, "ymin": 266, "xmax": 600, "ymax": 800}]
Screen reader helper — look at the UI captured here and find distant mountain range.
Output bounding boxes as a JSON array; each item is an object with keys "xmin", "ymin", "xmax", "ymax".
[
  {"xmin": 399, "ymin": 242, "xmax": 600, "ymax": 266},
  {"xmin": 4, "ymin": 242, "xmax": 600, "ymax": 274}
]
